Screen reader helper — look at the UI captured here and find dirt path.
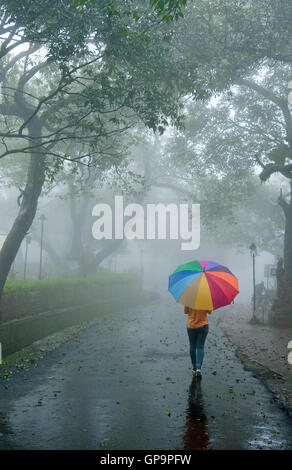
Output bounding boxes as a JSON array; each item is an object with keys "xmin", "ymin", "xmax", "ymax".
[{"xmin": 220, "ymin": 305, "xmax": 292, "ymax": 418}]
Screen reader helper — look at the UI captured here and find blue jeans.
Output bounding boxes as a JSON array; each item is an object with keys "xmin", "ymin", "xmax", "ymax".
[{"xmin": 187, "ymin": 324, "xmax": 209, "ymax": 369}]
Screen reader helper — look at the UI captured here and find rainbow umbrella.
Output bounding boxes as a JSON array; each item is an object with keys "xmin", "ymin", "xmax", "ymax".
[{"xmin": 168, "ymin": 260, "xmax": 239, "ymax": 311}]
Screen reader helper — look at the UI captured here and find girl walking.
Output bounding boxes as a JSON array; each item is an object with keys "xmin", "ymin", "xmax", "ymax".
[{"xmin": 184, "ymin": 306, "xmax": 212, "ymax": 377}]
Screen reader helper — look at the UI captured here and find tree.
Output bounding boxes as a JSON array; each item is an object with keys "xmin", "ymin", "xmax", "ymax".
[
  {"xmin": 235, "ymin": 69, "xmax": 292, "ymax": 310},
  {"xmin": 0, "ymin": 0, "xmax": 201, "ymax": 306},
  {"xmin": 3, "ymin": 0, "xmax": 292, "ymax": 308},
  {"xmin": 153, "ymin": 86, "xmax": 284, "ymax": 246},
  {"xmin": 163, "ymin": 63, "xmax": 292, "ymax": 308},
  {"xmin": 74, "ymin": 0, "xmax": 188, "ymax": 22}
]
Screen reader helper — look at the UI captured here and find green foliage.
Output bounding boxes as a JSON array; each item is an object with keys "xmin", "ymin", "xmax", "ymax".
[
  {"xmin": 3, "ymin": 271, "xmax": 135, "ymax": 295},
  {"xmin": 149, "ymin": 0, "xmax": 187, "ymax": 21},
  {"xmin": 2, "ymin": 0, "xmax": 292, "ymax": 279},
  {"xmin": 160, "ymin": 72, "xmax": 288, "ymax": 253},
  {"xmin": 72, "ymin": 0, "xmax": 187, "ymax": 23},
  {"xmin": 0, "ymin": 0, "xmax": 201, "ymax": 197}
]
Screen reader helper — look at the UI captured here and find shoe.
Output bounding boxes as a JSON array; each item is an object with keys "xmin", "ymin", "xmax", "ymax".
[
  {"xmin": 195, "ymin": 368, "xmax": 202, "ymax": 378},
  {"xmin": 192, "ymin": 368, "xmax": 196, "ymax": 375}
]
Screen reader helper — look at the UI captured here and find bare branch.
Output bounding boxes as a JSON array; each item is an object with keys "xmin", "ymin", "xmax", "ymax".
[{"xmin": 237, "ymin": 78, "xmax": 292, "ymax": 146}]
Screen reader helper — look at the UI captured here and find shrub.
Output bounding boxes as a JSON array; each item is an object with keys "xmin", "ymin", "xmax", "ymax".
[
  {"xmin": 1, "ymin": 271, "xmax": 139, "ymax": 322},
  {"xmin": 269, "ymin": 307, "xmax": 292, "ymax": 327},
  {"xmin": 3, "ymin": 271, "xmax": 135, "ymax": 295}
]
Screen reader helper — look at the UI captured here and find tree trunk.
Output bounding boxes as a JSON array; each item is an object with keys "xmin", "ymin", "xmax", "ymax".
[
  {"xmin": 83, "ymin": 239, "xmax": 123, "ymax": 277},
  {"xmin": 0, "ymin": 125, "xmax": 45, "ymax": 311},
  {"xmin": 276, "ymin": 184, "xmax": 292, "ymax": 310},
  {"xmin": 68, "ymin": 192, "xmax": 90, "ymax": 266},
  {"xmin": 32, "ymin": 233, "xmax": 71, "ymax": 273},
  {"xmin": 283, "ymin": 187, "xmax": 292, "ymax": 283}
]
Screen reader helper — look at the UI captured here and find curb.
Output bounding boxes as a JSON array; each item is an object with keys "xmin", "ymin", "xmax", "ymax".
[{"xmin": 0, "ymin": 292, "xmax": 160, "ymax": 382}]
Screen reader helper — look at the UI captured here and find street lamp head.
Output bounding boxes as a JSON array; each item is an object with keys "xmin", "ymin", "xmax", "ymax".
[
  {"xmin": 249, "ymin": 242, "xmax": 257, "ymax": 257},
  {"xmin": 39, "ymin": 214, "xmax": 47, "ymax": 222}
]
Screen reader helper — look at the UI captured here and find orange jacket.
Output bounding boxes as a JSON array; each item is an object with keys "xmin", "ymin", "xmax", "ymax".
[{"xmin": 184, "ymin": 306, "xmax": 211, "ymax": 329}]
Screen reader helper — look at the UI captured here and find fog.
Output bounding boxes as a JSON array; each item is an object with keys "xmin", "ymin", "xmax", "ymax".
[
  {"xmin": 0, "ymin": 161, "xmax": 280, "ymax": 309},
  {"xmin": 0, "ymin": 1, "xmax": 290, "ymax": 322},
  {"xmin": 2, "ymin": 0, "xmax": 292, "ymax": 452}
]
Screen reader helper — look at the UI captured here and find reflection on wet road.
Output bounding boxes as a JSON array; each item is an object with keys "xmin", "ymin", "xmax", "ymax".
[
  {"xmin": 183, "ymin": 378, "xmax": 209, "ymax": 450},
  {"xmin": 0, "ymin": 299, "xmax": 292, "ymax": 449}
]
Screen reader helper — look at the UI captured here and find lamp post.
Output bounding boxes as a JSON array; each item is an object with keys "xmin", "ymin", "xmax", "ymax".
[
  {"xmin": 23, "ymin": 234, "xmax": 31, "ymax": 280},
  {"xmin": 38, "ymin": 214, "xmax": 47, "ymax": 280},
  {"xmin": 249, "ymin": 242, "xmax": 257, "ymax": 323}
]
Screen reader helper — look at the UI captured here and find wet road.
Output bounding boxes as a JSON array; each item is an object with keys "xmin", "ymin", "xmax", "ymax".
[{"xmin": 0, "ymin": 299, "xmax": 292, "ymax": 450}]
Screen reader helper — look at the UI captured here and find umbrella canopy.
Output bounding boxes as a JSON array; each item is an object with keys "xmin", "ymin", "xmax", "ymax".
[{"xmin": 168, "ymin": 260, "xmax": 239, "ymax": 311}]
